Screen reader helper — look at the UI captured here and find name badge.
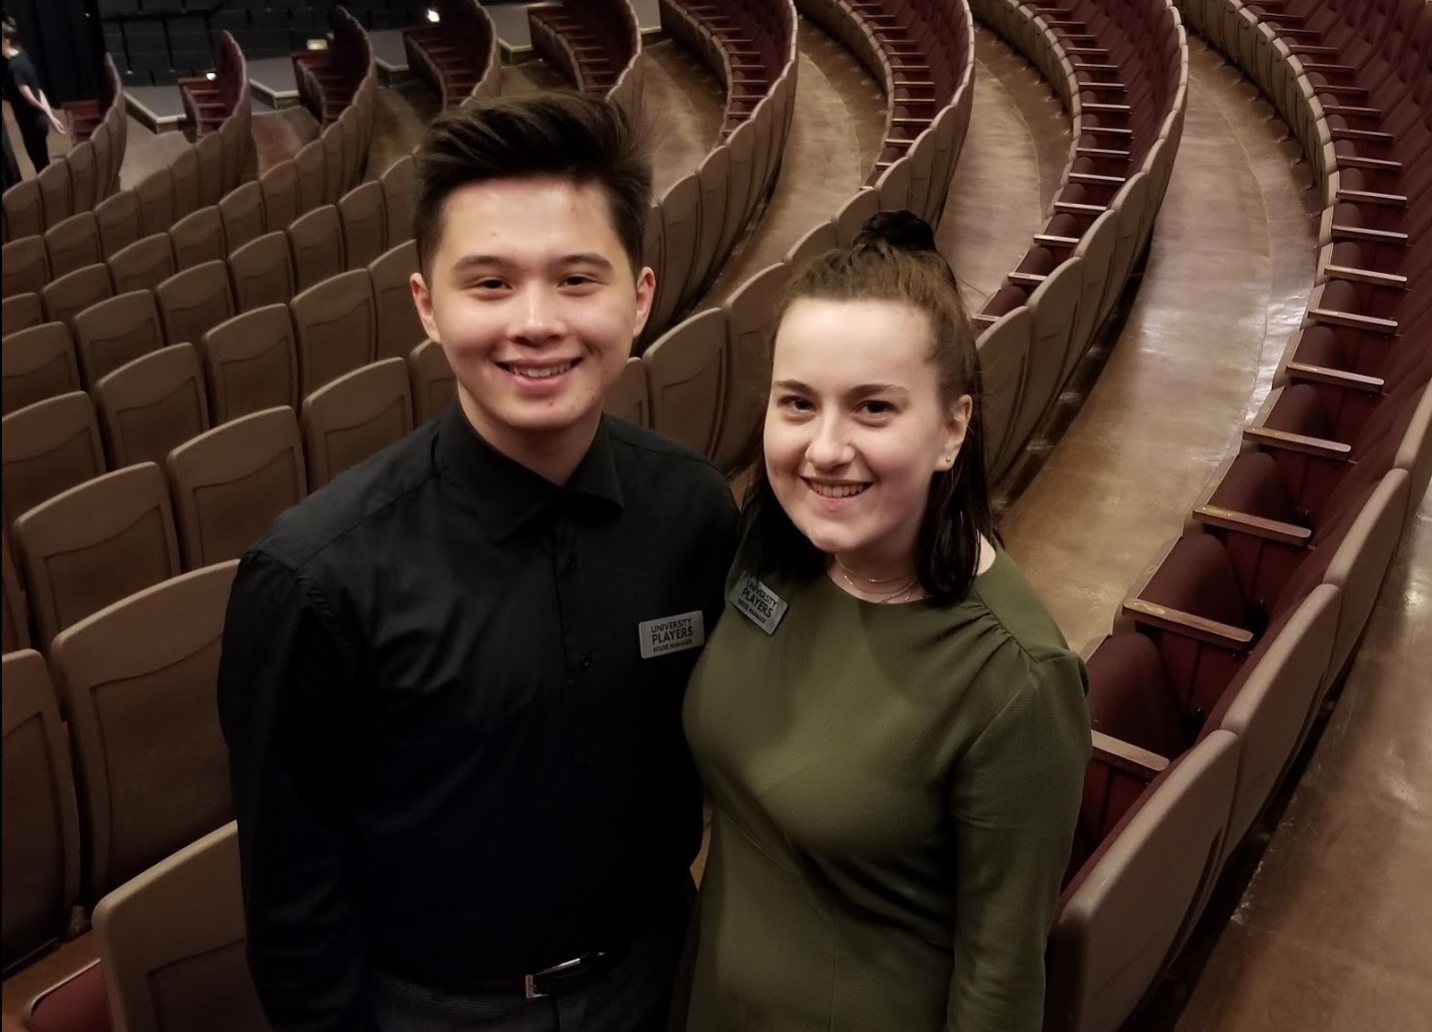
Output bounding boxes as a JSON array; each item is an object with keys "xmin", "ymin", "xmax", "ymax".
[
  {"xmin": 638, "ymin": 610, "xmax": 707, "ymax": 659},
  {"xmin": 729, "ymin": 575, "xmax": 788, "ymax": 636}
]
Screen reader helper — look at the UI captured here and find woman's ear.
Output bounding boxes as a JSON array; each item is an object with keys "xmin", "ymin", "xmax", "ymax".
[{"xmin": 940, "ymin": 395, "xmax": 974, "ymax": 469}]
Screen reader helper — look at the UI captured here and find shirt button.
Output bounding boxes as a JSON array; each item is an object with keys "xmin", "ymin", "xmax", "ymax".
[
  {"xmin": 579, "ymin": 654, "xmax": 593, "ymax": 671},
  {"xmin": 563, "ymin": 554, "xmax": 580, "ymax": 576}
]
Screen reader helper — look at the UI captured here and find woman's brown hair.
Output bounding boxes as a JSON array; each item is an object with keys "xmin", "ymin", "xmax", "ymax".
[{"xmin": 739, "ymin": 209, "xmax": 1000, "ymax": 605}]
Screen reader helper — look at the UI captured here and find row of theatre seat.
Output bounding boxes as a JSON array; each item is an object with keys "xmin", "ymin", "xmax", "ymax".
[
  {"xmin": 632, "ymin": 0, "xmax": 978, "ymax": 474},
  {"xmin": 971, "ymin": 0, "xmax": 1189, "ymax": 482},
  {"xmin": 292, "ymin": 7, "xmax": 373, "ymax": 128},
  {"xmin": 1, "ymin": 56, "xmax": 126, "ymax": 242},
  {"xmin": 0, "ymin": 11, "xmax": 399, "ymax": 1029},
  {"xmin": 1, "ymin": 41, "xmax": 256, "ymax": 303},
  {"xmin": 641, "ymin": 0, "xmax": 799, "ymax": 342},
  {"xmin": 0, "ymin": 330, "xmax": 457, "ymax": 658},
  {"xmin": 1040, "ymin": 2, "xmax": 1432, "ymax": 1031},
  {"xmin": 0, "ymin": 224, "xmax": 439, "ymax": 518},
  {"xmin": 402, "ymin": 0, "xmax": 502, "ymax": 110},
  {"xmin": 530, "ymin": 0, "xmax": 644, "ymax": 99}
]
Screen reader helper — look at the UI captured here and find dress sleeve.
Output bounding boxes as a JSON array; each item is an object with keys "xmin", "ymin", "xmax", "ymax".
[
  {"xmin": 217, "ymin": 550, "xmax": 380, "ymax": 1032},
  {"xmin": 944, "ymin": 650, "xmax": 1091, "ymax": 1032}
]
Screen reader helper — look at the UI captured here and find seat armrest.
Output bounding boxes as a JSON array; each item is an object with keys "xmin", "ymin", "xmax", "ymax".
[
  {"xmin": 1120, "ymin": 598, "xmax": 1255, "ymax": 650},
  {"xmin": 1283, "ymin": 361, "xmax": 1384, "ymax": 394},
  {"xmin": 1192, "ymin": 505, "xmax": 1313, "ymax": 546},
  {"xmin": 1092, "ymin": 730, "xmax": 1170, "ymax": 781},
  {"xmin": 1324, "ymin": 264, "xmax": 1408, "ymax": 289},
  {"xmin": 1242, "ymin": 425, "xmax": 1354, "ymax": 459}
]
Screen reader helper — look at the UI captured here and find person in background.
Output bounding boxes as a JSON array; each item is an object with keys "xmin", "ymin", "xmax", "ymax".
[
  {"xmin": 218, "ymin": 91, "xmax": 738, "ymax": 1032},
  {"xmin": 2, "ymin": 18, "xmax": 65, "ymax": 175},
  {"xmin": 681, "ymin": 210, "xmax": 1092, "ymax": 1032}
]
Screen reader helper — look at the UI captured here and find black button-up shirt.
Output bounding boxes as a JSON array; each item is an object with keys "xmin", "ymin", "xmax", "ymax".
[{"xmin": 217, "ymin": 403, "xmax": 738, "ymax": 1032}]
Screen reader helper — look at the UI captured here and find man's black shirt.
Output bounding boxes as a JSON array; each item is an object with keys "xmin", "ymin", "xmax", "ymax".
[
  {"xmin": 4, "ymin": 51, "xmax": 44, "ymax": 126},
  {"xmin": 218, "ymin": 402, "xmax": 738, "ymax": 1032}
]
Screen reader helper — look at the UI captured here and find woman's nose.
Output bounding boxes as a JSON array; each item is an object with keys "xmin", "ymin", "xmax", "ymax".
[{"xmin": 805, "ymin": 416, "xmax": 852, "ymax": 468}]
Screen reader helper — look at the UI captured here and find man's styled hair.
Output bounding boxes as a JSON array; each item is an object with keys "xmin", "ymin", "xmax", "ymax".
[
  {"xmin": 412, "ymin": 91, "xmax": 653, "ymax": 278},
  {"xmin": 740, "ymin": 210, "xmax": 1000, "ymax": 606}
]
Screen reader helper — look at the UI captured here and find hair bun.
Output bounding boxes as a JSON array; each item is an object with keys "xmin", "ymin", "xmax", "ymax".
[{"xmin": 856, "ymin": 209, "xmax": 938, "ymax": 254}]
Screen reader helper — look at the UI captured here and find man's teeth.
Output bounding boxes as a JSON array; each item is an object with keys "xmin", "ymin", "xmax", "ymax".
[
  {"xmin": 509, "ymin": 363, "xmax": 573, "ymax": 379},
  {"xmin": 810, "ymin": 482, "xmax": 866, "ymax": 498}
]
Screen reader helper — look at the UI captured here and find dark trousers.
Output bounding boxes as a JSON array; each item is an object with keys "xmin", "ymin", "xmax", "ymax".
[
  {"xmin": 16, "ymin": 112, "xmax": 48, "ymax": 173},
  {"xmin": 372, "ymin": 881, "xmax": 695, "ymax": 1032}
]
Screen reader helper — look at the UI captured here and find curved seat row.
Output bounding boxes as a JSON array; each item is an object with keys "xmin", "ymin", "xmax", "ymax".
[
  {"xmin": 1034, "ymin": 3, "xmax": 1431, "ymax": 1031},
  {"xmin": 530, "ymin": 0, "xmax": 644, "ymax": 98},
  {"xmin": 1, "ymin": 56, "xmax": 126, "ymax": 243},
  {"xmin": 617, "ymin": 0, "xmax": 977, "ymax": 476},
  {"xmin": 0, "ymin": 36, "xmax": 256, "ymax": 302},
  {"xmin": 968, "ymin": 0, "xmax": 1188, "ymax": 485},
  {"xmin": 638, "ymin": 0, "xmax": 799, "ymax": 343},
  {"xmin": 177, "ymin": 31, "xmax": 248, "ymax": 140},
  {"xmin": 403, "ymin": 0, "xmax": 502, "ymax": 110},
  {"xmin": 293, "ymin": 7, "xmax": 372, "ymax": 128},
  {"xmin": 798, "ymin": 0, "xmax": 975, "ymax": 189}
]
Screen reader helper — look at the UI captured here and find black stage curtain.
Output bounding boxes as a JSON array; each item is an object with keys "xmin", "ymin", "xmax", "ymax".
[{"xmin": 4, "ymin": 0, "xmax": 102, "ymax": 104}]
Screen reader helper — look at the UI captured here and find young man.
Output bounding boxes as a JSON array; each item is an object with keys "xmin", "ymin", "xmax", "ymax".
[
  {"xmin": 218, "ymin": 92, "xmax": 738, "ymax": 1032},
  {"xmin": 2, "ymin": 20, "xmax": 65, "ymax": 174}
]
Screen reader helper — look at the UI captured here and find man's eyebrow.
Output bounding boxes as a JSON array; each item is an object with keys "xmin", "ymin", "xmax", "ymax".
[{"xmin": 447, "ymin": 253, "xmax": 616, "ymax": 274}]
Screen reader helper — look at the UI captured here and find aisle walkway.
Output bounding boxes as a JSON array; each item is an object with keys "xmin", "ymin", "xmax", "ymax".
[
  {"xmin": 999, "ymin": 40, "xmax": 1317, "ymax": 652},
  {"xmin": 694, "ymin": 19, "xmax": 886, "ymax": 309},
  {"xmin": 937, "ymin": 26, "xmax": 1070, "ymax": 309}
]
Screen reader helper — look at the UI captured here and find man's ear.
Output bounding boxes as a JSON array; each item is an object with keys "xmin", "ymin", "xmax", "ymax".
[
  {"xmin": 410, "ymin": 271, "xmax": 439, "ymax": 343},
  {"xmin": 631, "ymin": 266, "xmax": 656, "ymax": 339}
]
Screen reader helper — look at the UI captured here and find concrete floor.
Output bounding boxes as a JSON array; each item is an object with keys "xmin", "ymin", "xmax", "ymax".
[{"xmin": 3, "ymin": 15, "xmax": 1428, "ymax": 1032}]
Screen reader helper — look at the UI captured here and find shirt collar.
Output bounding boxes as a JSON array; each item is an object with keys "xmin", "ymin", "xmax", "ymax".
[{"xmin": 435, "ymin": 401, "xmax": 625, "ymax": 541}]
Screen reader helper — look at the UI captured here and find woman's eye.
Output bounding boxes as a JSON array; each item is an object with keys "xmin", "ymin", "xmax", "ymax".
[
  {"xmin": 778, "ymin": 395, "xmax": 813, "ymax": 412},
  {"xmin": 861, "ymin": 400, "xmax": 894, "ymax": 416}
]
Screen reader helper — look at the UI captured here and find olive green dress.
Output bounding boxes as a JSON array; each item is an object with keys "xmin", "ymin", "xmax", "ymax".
[{"xmin": 680, "ymin": 551, "xmax": 1091, "ymax": 1032}]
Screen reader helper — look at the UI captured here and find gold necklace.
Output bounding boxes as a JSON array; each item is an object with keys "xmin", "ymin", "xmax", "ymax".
[
  {"xmin": 833, "ymin": 557, "xmax": 910, "ymax": 585},
  {"xmin": 836, "ymin": 566, "xmax": 920, "ymax": 603}
]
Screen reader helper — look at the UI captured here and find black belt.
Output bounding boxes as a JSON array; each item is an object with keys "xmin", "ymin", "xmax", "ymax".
[{"xmin": 385, "ymin": 949, "xmax": 616, "ymax": 1001}]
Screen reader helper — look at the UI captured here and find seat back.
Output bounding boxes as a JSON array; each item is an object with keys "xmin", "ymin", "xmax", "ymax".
[
  {"xmin": 258, "ymin": 160, "xmax": 299, "ymax": 233},
  {"xmin": 407, "ymin": 339, "xmax": 456, "ymax": 425},
  {"xmin": 339, "ymin": 180, "xmax": 387, "ymax": 272},
  {"xmin": 292, "ymin": 269, "xmax": 377, "ymax": 397},
  {"xmin": 2, "ymin": 292, "xmax": 46, "ymax": 335},
  {"xmin": 1, "ymin": 391, "xmax": 106, "ymax": 528},
  {"xmin": 604, "ymin": 356, "xmax": 649, "ymax": 428},
  {"xmin": 94, "ymin": 188, "xmax": 142, "ymax": 260},
  {"xmin": 2, "ymin": 532, "xmax": 30, "ymax": 652},
  {"xmin": 166, "ymin": 407, "xmax": 307, "ymax": 568},
  {"xmin": 2, "ymin": 236, "xmax": 51, "ymax": 299},
  {"xmin": 169, "ymin": 206, "xmax": 228, "ymax": 271},
  {"xmin": 716, "ymin": 262, "xmax": 791, "ymax": 471},
  {"xmin": 50, "ymin": 560, "xmax": 239, "ymax": 899},
  {"xmin": 108, "ymin": 233, "xmax": 177, "ymax": 296},
  {"xmin": 1, "ymin": 650, "xmax": 82, "ymax": 974},
  {"xmin": 2, "ymin": 323, "xmax": 82, "ymax": 418},
  {"xmin": 369, "ymin": 240, "xmax": 425, "ymax": 362},
  {"xmin": 201, "ymin": 305, "xmax": 301, "ymax": 424},
  {"xmin": 975, "ymin": 306, "xmax": 1032, "ymax": 480},
  {"xmin": 1048, "ymin": 730, "xmax": 1239, "ymax": 1032},
  {"xmin": 379, "ymin": 154, "xmax": 414, "ymax": 248},
  {"xmin": 301, "ymin": 357, "xmax": 415, "ymax": 490},
  {"xmin": 228, "ymin": 232, "xmax": 296, "ymax": 314},
  {"xmin": 40, "ymin": 263, "xmax": 114, "ymax": 335},
  {"xmin": 217, "ymin": 181, "xmax": 265, "ymax": 255},
  {"xmin": 95, "ymin": 343, "xmax": 210, "ymax": 470},
  {"xmin": 43, "ymin": 212, "xmax": 102, "ymax": 279},
  {"xmin": 288, "ymin": 204, "xmax": 345, "ymax": 292},
  {"xmin": 12, "ymin": 462, "xmax": 181, "ymax": 649},
  {"xmin": 94, "ymin": 821, "xmax": 269, "ymax": 1032},
  {"xmin": 642, "ymin": 308, "xmax": 728, "ymax": 460},
  {"xmin": 156, "ymin": 260, "xmax": 237, "ymax": 351},
  {"xmin": 72, "ymin": 289, "xmax": 165, "ymax": 386}
]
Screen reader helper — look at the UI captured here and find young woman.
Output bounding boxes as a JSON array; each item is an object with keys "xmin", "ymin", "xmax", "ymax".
[{"xmin": 681, "ymin": 211, "xmax": 1092, "ymax": 1032}]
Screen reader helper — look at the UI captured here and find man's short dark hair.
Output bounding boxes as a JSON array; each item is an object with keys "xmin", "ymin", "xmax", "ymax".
[{"xmin": 412, "ymin": 91, "xmax": 653, "ymax": 279}]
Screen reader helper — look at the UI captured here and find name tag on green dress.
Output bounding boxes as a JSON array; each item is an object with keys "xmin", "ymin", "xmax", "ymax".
[
  {"xmin": 729, "ymin": 575, "xmax": 788, "ymax": 635},
  {"xmin": 639, "ymin": 610, "xmax": 706, "ymax": 658}
]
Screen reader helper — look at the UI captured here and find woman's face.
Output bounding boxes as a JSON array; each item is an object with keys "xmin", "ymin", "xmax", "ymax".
[{"xmin": 764, "ymin": 297, "xmax": 970, "ymax": 577}]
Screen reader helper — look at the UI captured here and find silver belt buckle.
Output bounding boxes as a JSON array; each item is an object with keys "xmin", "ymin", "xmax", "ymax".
[{"xmin": 523, "ymin": 954, "xmax": 589, "ymax": 1000}]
